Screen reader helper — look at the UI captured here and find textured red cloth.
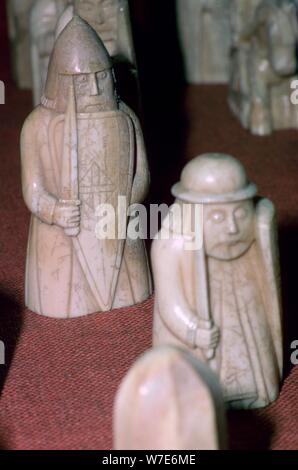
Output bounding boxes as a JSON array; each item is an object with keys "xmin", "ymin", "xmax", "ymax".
[{"xmin": 0, "ymin": 1, "xmax": 298, "ymax": 451}]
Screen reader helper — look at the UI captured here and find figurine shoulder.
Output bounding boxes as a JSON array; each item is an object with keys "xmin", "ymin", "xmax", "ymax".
[
  {"xmin": 21, "ymin": 106, "xmax": 54, "ymax": 139},
  {"xmin": 255, "ymin": 198, "xmax": 276, "ymax": 225},
  {"xmin": 151, "ymin": 233, "xmax": 185, "ymax": 264},
  {"xmin": 119, "ymin": 101, "xmax": 140, "ymax": 126}
]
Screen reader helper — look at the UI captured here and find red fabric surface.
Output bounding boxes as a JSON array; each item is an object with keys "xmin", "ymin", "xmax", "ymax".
[{"xmin": 0, "ymin": 1, "xmax": 298, "ymax": 450}]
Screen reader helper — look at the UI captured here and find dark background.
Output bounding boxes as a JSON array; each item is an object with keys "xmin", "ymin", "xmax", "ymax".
[{"xmin": 0, "ymin": 0, "xmax": 297, "ymax": 450}]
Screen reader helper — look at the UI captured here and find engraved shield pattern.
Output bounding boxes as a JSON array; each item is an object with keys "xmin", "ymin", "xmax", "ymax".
[{"xmin": 53, "ymin": 110, "xmax": 134, "ymax": 310}]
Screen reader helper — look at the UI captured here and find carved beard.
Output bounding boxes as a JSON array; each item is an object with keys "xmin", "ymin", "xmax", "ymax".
[
  {"xmin": 76, "ymin": 90, "xmax": 118, "ymax": 113},
  {"xmin": 205, "ymin": 238, "xmax": 255, "ymax": 261}
]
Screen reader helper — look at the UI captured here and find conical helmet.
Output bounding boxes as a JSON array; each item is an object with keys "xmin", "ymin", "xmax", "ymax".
[{"xmin": 42, "ymin": 15, "xmax": 112, "ymax": 106}]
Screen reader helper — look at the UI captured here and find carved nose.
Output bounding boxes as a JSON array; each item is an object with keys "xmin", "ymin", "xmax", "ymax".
[
  {"xmin": 90, "ymin": 74, "xmax": 100, "ymax": 96},
  {"xmin": 227, "ymin": 216, "xmax": 238, "ymax": 235}
]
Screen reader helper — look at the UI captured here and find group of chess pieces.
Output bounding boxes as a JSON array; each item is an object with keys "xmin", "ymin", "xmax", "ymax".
[{"xmin": 6, "ymin": 0, "xmax": 298, "ymax": 451}]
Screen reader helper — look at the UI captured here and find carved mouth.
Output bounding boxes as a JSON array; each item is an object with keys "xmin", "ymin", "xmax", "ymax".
[{"xmin": 84, "ymin": 97, "xmax": 106, "ymax": 107}]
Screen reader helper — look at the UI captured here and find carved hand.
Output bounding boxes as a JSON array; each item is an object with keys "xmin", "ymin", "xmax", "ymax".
[
  {"xmin": 195, "ymin": 325, "xmax": 220, "ymax": 351},
  {"xmin": 53, "ymin": 201, "xmax": 81, "ymax": 230}
]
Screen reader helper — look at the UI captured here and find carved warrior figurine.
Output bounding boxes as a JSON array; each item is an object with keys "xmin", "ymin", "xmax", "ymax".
[
  {"xmin": 114, "ymin": 347, "xmax": 227, "ymax": 450},
  {"xmin": 6, "ymin": 0, "xmax": 35, "ymax": 89},
  {"xmin": 21, "ymin": 16, "xmax": 152, "ymax": 318},
  {"xmin": 152, "ymin": 154, "xmax": 283, "ymax": 409},
  {"xmin": 176, "ymin": 0, "xmax": 232, "ymax": 84},
  {"xmin": 229, "ymin": 0, "xmax": 298, "ymax": 135},
  {"xmin": 30, "ymin": 0, "xmax": 71, "ymax": 107}
]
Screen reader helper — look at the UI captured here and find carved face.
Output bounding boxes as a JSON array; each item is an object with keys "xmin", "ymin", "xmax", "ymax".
[
  {"xmin": 73, "ymin": 70, "xmax": 116, "ymax": 112},
  {"xmin": 203, "ymin": 200, "xmax": 255, "ymax": 260},
  {"xmin": 74, "ymin": 0, "xmax": 118, "ymax": 54}
]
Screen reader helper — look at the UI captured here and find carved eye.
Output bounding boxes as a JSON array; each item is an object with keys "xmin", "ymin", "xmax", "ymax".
[
  {"xmin": 98, "ymin": 71, "xmax": 108, "ymax": 80},
  {"xmin": 209, "ymin": 210, "xmax": 225, "ymax": 224},
  {"xmin": 77, "ymin": 75, "xmax": 88, "ymax": 84},
  {"xmin": 234, "ymin": 206, "xmax": 248, "ymax": 220}
]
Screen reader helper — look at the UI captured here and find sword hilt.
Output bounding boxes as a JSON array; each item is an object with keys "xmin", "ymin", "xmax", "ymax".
[
  {"xmin": 204, "ymin": 348, "xmax": 215, "ymax": 361},
  {"xmin": 59, "ymin": 199, "xmax": 81, "ymax": 238},
  {"xmin": 65, "ymin": 226, "xmax": 80, "ymax": 237},
  {"xmin": 198, "ymin": 319, "xmax": 216, "ymax": 361}
]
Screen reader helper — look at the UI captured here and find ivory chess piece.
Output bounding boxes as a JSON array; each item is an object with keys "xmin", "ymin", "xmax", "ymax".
[
  {"xmin": 176, "ymin": 0, "xmax": 232, "ymax": 84},
  {"xmin": 30, "ymin": 0, "xmax": 71, "ymax": 106},
  {"xmin": 152, "ymin": 154, "xmax": 282, "ymax": 409},
  {"xmin": 6, "ymin": 0, "xmax": 35, "ymax": 89},
  {"xmin": 21, "ymin": 16, "xmax": 152, "ymax": 318},
  {"xmin": 229, "ymin": 0, "xmax": 298, "ymax": 135},
  {"xmin": 114, "ymin": 347, "xmax": 227, "ymax": 450},
  {"xmin": 0, "ymin": 82, "xmax": 4, "ymax": 105}
]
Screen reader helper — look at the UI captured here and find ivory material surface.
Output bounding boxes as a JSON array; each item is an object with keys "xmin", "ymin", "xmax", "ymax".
[
  {"xmin": 30, "ymin": 0, "xmax": 70, "ymax": 106},
  {"xmin": 114, "ymin": 347, "xmax": 227, "ymax": 450},
  {"xmin": 152, "ymin": 154, "xmax": 283, "ymax": 410},
  {"xmin": 229, "ymin": 0, "xmax": 298, "ymax": 135},
  {"xmin": 176, "ymin": 0, "xmax": 232, "ymax": 84},
  {"xmin": 6, "ymin": 0, "xmax": 35, "ymax": 89},
  {"xmin": 21, "ymin": 16, "xmax": 152, "ymax": 318}
]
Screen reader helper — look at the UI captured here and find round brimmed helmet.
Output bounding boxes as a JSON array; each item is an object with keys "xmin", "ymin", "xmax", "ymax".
[{"xmin": 172, "ymin": 153, "xmax": 257, "ymax": 204}]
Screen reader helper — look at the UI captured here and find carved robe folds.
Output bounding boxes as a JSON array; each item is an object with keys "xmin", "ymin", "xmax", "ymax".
[{"xmin": 153, "ymin": 207, "xmax": 282, "ymax": 409}]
